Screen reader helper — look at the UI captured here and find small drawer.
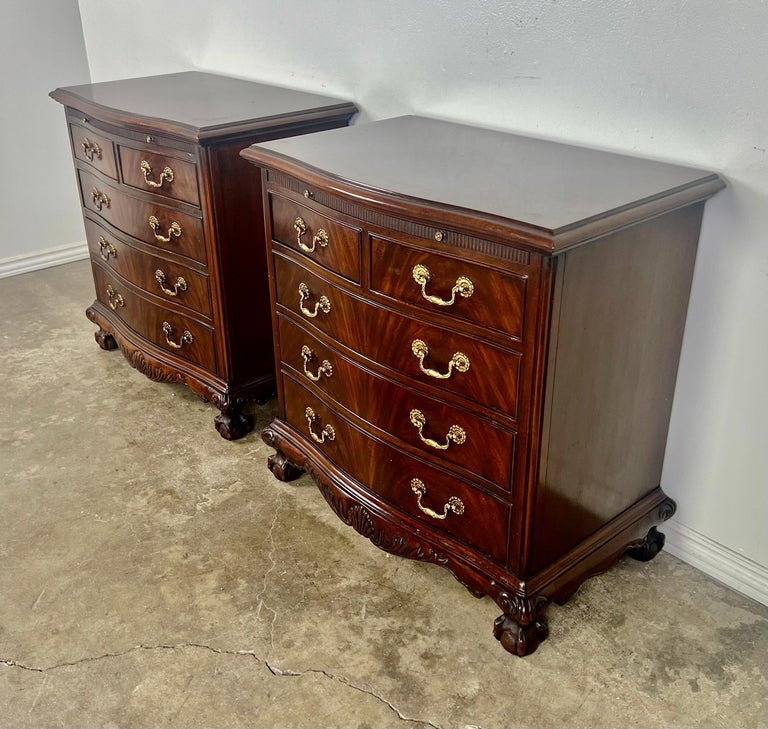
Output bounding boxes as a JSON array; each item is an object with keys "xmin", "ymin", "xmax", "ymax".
[
  {"xmin": 278, "ymin": 314, "xmax": 515, "ymax": 488},
  {"xmin": 69, "ymin": 122, "xmax": 118, "ymax": 179},
  {"xmin": 91, "ymin": 263, "xmax": 216, "ymax": 372},
  {"xmin": 84, "ymin": 218, "xmax": 212, "ymax": 318},
  {"xmin": 282, "ymin": 374, "xmax": 511, "ymax": 564},
  {"xmin": 119, "ymin": 145, "xmax": 200, "ymax": 206},
  {"xmin": 270, "ymin": 193, "xmax": 361, "ymax": 282},
  {"xmin": 79, "ymin": 168, "xmax": 206, "ymax": 264},
  {"xmin": 371, "ymin": 236, "xmax": 529, "ymax": 341},
  {"xmin": 273, "ymin": 251, "xmax": 523, "ymax": 421}
]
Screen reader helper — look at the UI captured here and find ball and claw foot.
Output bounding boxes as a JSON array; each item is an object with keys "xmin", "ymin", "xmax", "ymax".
[
  {"xmin": 626, "ymin": 526, "xmax": 666, "ymax": 562},
  {"xmin": 268, "ymin": 450, "xmax": 304, "ymax": 482},
  {"xmin": 94, "ymin": 328, "xmax": 117, "ymax": 350},
  {"xmin": 493, "ymin": 614, "xmax": 549, "ymax": 657},
  {"xmin": 214, "ymin": 410, "xmax": 253, "ymax": 440}
]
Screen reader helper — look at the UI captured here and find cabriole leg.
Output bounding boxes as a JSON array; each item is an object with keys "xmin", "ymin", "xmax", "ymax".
[
  {"xmin": 267, "ymin": 449, "xmax": 304, "ymax": 482},
  {"xmin": 214, "ymin": 400, "xmax": 253, "ymax": 441},
  {"xmin": 626, "ymin": 526, "xmax": 666, "ymax": 562},
  {"xmin": 94, "ymin": 328, "xmax": 117, "ymax": 350},
  {"xmin": 493, "ymin": 592, "xmax": 550, "ymax": 656}
]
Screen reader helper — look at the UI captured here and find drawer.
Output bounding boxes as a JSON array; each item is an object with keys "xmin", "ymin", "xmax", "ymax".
[
  {"xmin": 79, "ymin": 169, "xmax": 206, "ymax": 264},
  {"xmin": 274, "ymin": 251, "xmax": 523, "ymax": 421},
  {"xmin": 84, "ymin": 218, "xmax": 212, "ymax": 318},
  {"xmin": 371, "ymin": 236, "xmax": 529, "ymax": 341},
  {"xmin": 69, "ymin": 122, "xmax": 118, "ymax": 179},
  {"xmin": 91, "ymin": 263, "xmax": 216, "ymax": 372},
  {"xmin": 282, "ymin": 374, "xmax": 511, "ymax": 564},
  {"xmin": 270, "ymin": 193, "xmax": 362, "ymax": 282},
  {"xmin": 278, "ymin": 314, "xmax": 515, "ymax": 488},
  {"xmin": 119, "ymin": 144, "xmax": 200, "ymax": 206}
]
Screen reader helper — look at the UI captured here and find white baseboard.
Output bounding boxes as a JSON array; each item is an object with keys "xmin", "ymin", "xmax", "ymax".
[
  {"xmin": 0, "ymin": 241, "xmax": 88, "ymax": 279},
  {"xmin": 663, "ymin": 519, "xmax": 768, "ymax": 606}
]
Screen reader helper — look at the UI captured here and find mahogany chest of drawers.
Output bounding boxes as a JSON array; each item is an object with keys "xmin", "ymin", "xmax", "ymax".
[
  {"xmin": 51, "ymin": 72, "xmax": 357, "ymax": 438},
  {"xmin": 242, "ymin": 115, "xmax": 724, "ymax": 655}
]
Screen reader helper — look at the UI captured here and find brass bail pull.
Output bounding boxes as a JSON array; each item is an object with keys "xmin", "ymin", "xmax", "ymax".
[
  {"xmin": 140, "ymin": 160, "xmax": 174, "ymax": 188},
  {"xmin": 155, "ymin": 269, "xmax": 188, "ymax": 297},
  {"xmin": 409, "ymin": 409, "xmax": 466, "ymax": 450},
  {"xmin": 412, "ymin": 264, "xmax": 474, "ymax": 307},
  {"xmin": 305, "ymin": 406, "xmax": 336, "ymax": 444},
  {"xmin": 91, "ymin": 188, "xmax": 110, "ymax": 211},
  {"xmin": 98, "ymin": 236, "xmax": 117, "ymax": 261},
  {"xmin": 81, "ymin": 137, "xmax": 102, "ymax": 161},
  {"xmin": 105, "ymin": 284, "xmax": 124, "ymax": 310},
  {"xmin": 298, "ymin": 282, "xmax": 331, "ymax": 318},
  {"xmin": 162, "ymin": 322, "xmax": 193, "ymax": 349},
  {"xmin": 301, "ymin": 345, "xmax": 333, "ymax": 381},
  {"xmin": 148, "ymin": 216, "xmax": 182, "ymax": 243},
  {"xmin": 410, "ymin": 478, "xmax": 465, "ymax": 520},
  {"xmin": 411, "ymin": 339, "xmax": 470, "ymax": 379}
]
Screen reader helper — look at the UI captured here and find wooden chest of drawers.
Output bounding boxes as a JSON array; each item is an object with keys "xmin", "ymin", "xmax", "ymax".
[
  {"xmin": 242, "ymin": 115, "xmax": 724, "ymax": 655},
  {"xmin": 51, "ymin": 72, "xmax": 357, "ymax": 438}
]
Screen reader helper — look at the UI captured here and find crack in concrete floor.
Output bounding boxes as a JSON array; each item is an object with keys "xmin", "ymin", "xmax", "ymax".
[
  {"xmin": 253, "ymin": 490, "xmax": 284, "ymax": 658},
  {"xmin": 0, "ymin": 642, "xmax": 443, "ymax": 729}
]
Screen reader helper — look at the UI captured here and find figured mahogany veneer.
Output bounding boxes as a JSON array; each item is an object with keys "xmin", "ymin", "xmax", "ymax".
[
  {"xmin": 52, "ymin": 72, "xmax": 357, "ymax": 437},
  {"xmin": 118, "ymin": 145, "xmax": 200, "ymax": 206},
  {"xmin": 278, "ymin": 314, "xmax": 517, "ymax": 489},
  {"xmin": 270, "ymin": 193, "xmax": 362, "ymax": 282},
  {"xmin": 84, "ymin": 217, "xmax": 213, "ymax": 317},
  {"xmin": 242, "ymin": 115, "xmax": 724, "ymax": 655},
  {"xmin": 283, "ymin": 374, "xmax": 512, "ymax": 564},
  {"xmin": 273, "ymin": 250, "xmax": 524, "ymax": 419}
]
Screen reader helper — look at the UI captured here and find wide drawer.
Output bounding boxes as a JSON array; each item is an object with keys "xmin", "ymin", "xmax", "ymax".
[
  {"xmin": 91, "ymin": 263, "xmax": 216, "ymax": 372},
  {"xmin": 370, "ymin": 235, "xmax": 529, "ymax": 341},
  {"xmin": 270, "ymin": 193, "xmax": 362, "ymax": 282},
  {"xmin": 274, "ymin": 251, "xmax": 523, "ymax": 421},
  {"xmin": 79, "ymin": 168, "xmax": 207, "ymax": 264},
  {"xmin": 282, "ymin": 374, "xmax": 511, "ymax": 564},
  {"xmin": 69, "ymin": 121, "xmax": 118, "ymax": 179},
  {"xmin": 119, "ymin": 144, "xmax": 200, "ymax": 206},
  {"xmin": 278, "ymin": 314, "xmax": 515, "ymax": 488},
  {"xmin": 84, "ymin": 217, "xmax": 212, "ymax": 318}
]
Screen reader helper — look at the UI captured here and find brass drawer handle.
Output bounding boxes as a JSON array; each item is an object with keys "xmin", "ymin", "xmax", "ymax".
[
  {"xmin": 98, "ymin": 236, "xmax": 117, "ymax": 261},
  {"xmin": 411, "ymin": 339, "xmax": 470, "ymax": 379},
  {"xmin": 81, "ymin": 137, "xmax": 102, "ymax": 161},
  {"xmin": 412, "ymin": 264, "xmax": 474, "ymax": 307},
  {"xmin": 298, "ymin": 282, "xmax": 331, "ymax": 318},
  {"xmin": 162, "ymin": 321, "xmax": 193, "ymax": 349},
  {"xmin": 140, "ymin": 160, "xmax": 174, "ymax": 188},
  {"xmin": 410, "ymin": 478, "xmax": 465, "ymax": 520},
  {"xmin": 105, "ymin": 284, "xmax": 124, "ymax": 310},
  {"xmin": 301, "ymin": 345, "xmax": 333, "ymax": 381},
  {"xmin": 305, "ymin": 406, "xmax": 336, "ymax": 444},
  {"xmin": 148, "ymin": 215, "xmax": 182, "ymax": 243},
  {"xmin": 155, "ymin": 269, "xmax": 188, "ymax": 296},
  {"xmin": 409, "ymin": 409, "xmax": 466, "ymax": 450},
  {"xmin": 91, "ymin": 187, "xmax": 110, "ymax": 211},
  {"xmin": 294, "ymin": 217, "xmax": 330, "ymax": 253}
]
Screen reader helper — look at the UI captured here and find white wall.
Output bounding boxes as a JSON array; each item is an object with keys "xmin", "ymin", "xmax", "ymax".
[
  {"xmin": 76, "ymin": 0, "xmax": 768, "ymax": 591},
  {"xmin": 0, "ymin": 0, "xmax": 90, "ymax": 272}
]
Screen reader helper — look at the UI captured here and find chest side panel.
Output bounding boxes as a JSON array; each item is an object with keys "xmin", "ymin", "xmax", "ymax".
[{"xmin": 530, "ymin": 204, "xmax": 704, "ymax": 573}]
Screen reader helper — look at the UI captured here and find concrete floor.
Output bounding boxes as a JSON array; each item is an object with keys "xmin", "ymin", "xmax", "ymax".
[{"xmin": 0, "ymin": 260, "xmax": 766, "ymax": 728}]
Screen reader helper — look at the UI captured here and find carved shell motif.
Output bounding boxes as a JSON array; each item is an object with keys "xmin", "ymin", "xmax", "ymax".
[{"xmin": 313, "ymin": 475, "xmax": 449, "ymax": 565}]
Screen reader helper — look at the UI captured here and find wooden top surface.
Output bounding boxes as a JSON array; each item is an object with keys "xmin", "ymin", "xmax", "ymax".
[
  {"xmin": 50, "ymin": 71, "xmax": 358, "ymax": 143},
  {"xmin": 244, "ymin": 115, "xmax": 724, "ymax": 252}
]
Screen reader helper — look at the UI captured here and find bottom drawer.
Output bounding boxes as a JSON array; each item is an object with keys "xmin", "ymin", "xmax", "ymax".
[
  {"xmin": 282, "ymin": 373, "xmax": 511, "ymax": 565},
  {"xmin": 92, "ymin": 263, "xmax": 217, "ymax": 372}
]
